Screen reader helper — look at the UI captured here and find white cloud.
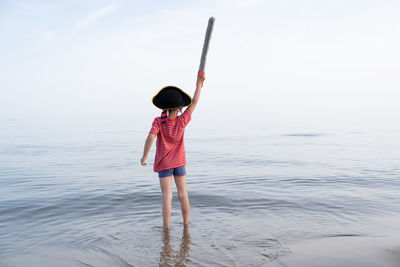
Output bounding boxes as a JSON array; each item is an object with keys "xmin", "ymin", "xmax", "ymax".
[{"xmin": 76, "ymin": 4, "xmax": 118, "ymax": 30}]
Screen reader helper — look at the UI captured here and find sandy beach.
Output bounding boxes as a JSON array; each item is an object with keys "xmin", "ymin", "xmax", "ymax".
[
  {"xmin": 270, "ymin": 235, "xmax": 400, "ymax": 267},
  {"xmin": 3, "ymin": 234, "xmax": 400, "ymax": 267}
]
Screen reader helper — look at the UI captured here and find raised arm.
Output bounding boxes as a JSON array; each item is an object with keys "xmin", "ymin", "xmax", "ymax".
[
  {"xmin": 187, "ymin": 73, "xmax": 206, "ymax": 113},
  {"xmin": 141, "ymin": 133, "xmax": 156, "ymax": 166}
]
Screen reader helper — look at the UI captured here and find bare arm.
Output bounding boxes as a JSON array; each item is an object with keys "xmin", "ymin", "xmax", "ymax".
[
  {"xmin": 141, "ymin": 133, "xmax": 156, "ymax": 166},
  {"xmin": 187, "ymin": 73, "xmax": 206, "ymax": 113}
]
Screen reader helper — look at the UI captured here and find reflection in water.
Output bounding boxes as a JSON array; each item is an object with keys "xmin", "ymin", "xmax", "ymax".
[{"xmin": 159, "ymin": 226, "xmax": 191, "ymax": 266}]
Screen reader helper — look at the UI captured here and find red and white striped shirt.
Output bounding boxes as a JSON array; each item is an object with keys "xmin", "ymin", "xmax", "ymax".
[{"xmin": 149, "ymin": 108, "xmax": 192, "ymax": 172}]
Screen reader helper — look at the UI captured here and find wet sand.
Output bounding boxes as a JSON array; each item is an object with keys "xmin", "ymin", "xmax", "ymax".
[
  {"xmin": 2, "ymin": 233, "xmax": 400, "ymax": 266},
  {"xmin": 270, "ymin": 235, "xmax": 400, "ymax": 267}
]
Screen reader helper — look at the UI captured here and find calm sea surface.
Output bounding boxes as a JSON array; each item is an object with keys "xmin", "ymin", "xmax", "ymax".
[{"xmin": 1, "ymin": 120, "xmax": 400, "ymax": 266}]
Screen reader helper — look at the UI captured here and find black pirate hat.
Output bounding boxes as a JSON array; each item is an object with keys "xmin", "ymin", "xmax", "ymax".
[{"xmin": 152, "ymin": 86, "xmax": 192, "ymax": 110}]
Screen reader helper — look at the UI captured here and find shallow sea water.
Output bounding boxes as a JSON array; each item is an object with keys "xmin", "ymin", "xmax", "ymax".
[{"xmin": 1, "ymin": 120, "xmax": 400, "ymax": 266}]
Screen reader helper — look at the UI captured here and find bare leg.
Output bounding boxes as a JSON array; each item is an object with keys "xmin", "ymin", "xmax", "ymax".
[
  {"xmin": 159, "ymin": 176, "xmax": 173, "ymax": 230},
  {"xmin": 174, "ymin": 175, "xmax": 190, "ymax": 225}
]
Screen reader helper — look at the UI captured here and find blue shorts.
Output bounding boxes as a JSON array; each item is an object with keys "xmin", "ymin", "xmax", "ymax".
[{"xmin": 158, "ymin": 166, "xmax": 187, "ymax": 178}]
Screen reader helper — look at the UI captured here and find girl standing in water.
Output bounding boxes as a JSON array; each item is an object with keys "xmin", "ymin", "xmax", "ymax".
[{"xmin": 141, "ymin": 73, "xmax": 205, "ymax": 230}]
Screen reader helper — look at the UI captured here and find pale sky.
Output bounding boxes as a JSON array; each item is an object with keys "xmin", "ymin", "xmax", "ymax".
[{"xmin": 1, "ymin": 0, "xmax": 399, "ymax": 130}]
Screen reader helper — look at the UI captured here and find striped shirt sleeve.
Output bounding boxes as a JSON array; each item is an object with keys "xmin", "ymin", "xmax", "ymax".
[
  {"xmin": 149, "ymin": 118, "xmax": 160, "ymax": 135},
  {"xmin": 178, "ymin": 108, "xmax": 192, "ymax": 128}
]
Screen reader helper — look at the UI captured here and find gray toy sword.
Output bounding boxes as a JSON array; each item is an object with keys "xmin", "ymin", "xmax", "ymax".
[{"xmin": 198, "ymin": 17, "xmax": 215, "ymax": 84}]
